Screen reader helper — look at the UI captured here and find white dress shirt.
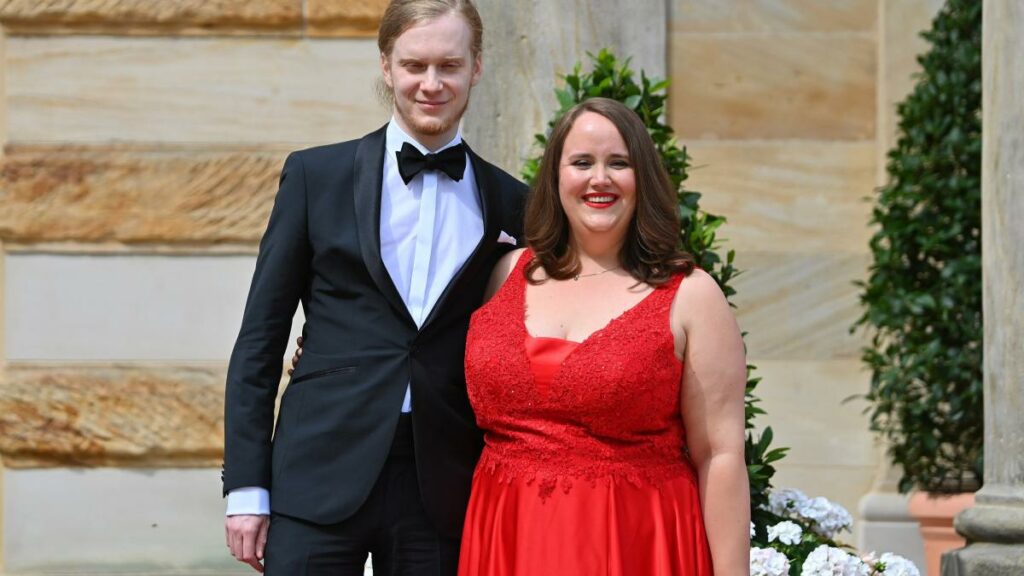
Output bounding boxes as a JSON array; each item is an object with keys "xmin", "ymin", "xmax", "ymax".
[{"xmin": 226, "ymin": 120, "xmax": 484, "ymax": 516}]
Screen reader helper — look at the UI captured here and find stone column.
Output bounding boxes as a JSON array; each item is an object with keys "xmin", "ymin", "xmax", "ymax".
[
  {"xmin": 464, "ymin": 0, "xmax": 667, "ymax": 176},
  {"xmin": 942, "ymin": 1, "xmax": 1024, "ymax": 574}
]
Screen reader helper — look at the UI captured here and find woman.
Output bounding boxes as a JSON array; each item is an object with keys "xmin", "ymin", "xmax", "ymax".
[{"xmin": 457, "ymin": 97, "xmax": 749, "ymax": 575}]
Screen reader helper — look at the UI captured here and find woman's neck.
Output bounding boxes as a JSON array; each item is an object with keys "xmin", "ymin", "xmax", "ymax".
[{"xmin": 570, "ymin": 232, "xmax": 625, "ymax": 273}]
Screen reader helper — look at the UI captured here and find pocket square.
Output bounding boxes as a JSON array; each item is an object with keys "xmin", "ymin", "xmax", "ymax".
[{"xmin": 497, "ymin": 231, "xmax": 517, "ymax": 246}]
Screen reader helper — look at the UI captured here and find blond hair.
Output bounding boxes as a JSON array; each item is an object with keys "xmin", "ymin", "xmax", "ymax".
[{"xmin": 378, "ymin": 0, "xmax": 483, "ymax": 58}]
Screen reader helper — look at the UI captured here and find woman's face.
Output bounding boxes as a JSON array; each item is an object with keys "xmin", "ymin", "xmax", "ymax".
[{"xmin": 557, "ymin": 111, "xmax": 637, "ymax": 244}]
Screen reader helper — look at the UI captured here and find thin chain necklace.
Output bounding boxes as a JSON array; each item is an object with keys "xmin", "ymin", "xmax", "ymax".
[{"xmin": 573, "ymin": 265, "xmax": 622, "ymax": 281}]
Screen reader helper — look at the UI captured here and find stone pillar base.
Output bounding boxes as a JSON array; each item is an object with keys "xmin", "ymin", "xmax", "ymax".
[
  {"xmin": 858, "ymin": 490, "xmax": 926, "ymax": 570},
  {"xmin": 941, "ymin": 500, "xmax": 1024, "ymax": 576},
  {"xmin": 941, "ymin": 543, "xmax": 1024, "ymax": 576}
]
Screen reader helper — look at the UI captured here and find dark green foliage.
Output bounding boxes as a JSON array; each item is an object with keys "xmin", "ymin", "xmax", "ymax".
[
  {"xmin": 522, "ymin": 48, "xmax": 786, "ymax": 522},
  {"xmin": 853, "ymin": 0, "xmax": 983, "ymax": 494}
]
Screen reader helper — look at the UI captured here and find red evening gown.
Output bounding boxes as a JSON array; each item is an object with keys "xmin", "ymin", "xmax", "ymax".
[{"xmin": 458, "ymin": 250, "xmax": 714, "ymax": 576}]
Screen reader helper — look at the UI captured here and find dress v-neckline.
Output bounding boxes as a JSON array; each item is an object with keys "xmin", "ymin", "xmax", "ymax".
[{"xmin": 520, "ymin": 278, "xmax": 660, "ymax": 357}]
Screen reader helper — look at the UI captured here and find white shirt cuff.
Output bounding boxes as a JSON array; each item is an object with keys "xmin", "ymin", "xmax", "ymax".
[{"xmin": 225, "ymin": 486, "xmax": 270, "ymax": 516}]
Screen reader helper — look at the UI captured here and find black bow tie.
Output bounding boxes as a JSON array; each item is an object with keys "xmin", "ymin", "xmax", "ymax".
[{"xmin": 396, "ymin": 142, "xmax": 467, "ymax": 185}]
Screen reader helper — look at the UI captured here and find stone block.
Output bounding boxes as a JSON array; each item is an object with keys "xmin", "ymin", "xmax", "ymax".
[
  {"xmin": 672, "ymin": 0, "xmax": 876, "ymax": 33},
  {"xmin": 730, "ymin": 251, "xmax": 869, "ymax": 360},
  {"xmin": 306, "ymin": 0, "xmax": 388, "ymax": 37},
  {"xmin": 750, "ymin": 359, "xmax": 875, "ymax": 467},
  {"xmin": 5, "ymin": 36, "xmax": 386, "ymax": 145},
  {"xmin": 4, "ymin": 252, "xmax": 304, "ymax": 361},
  {"xmin": 670, "ymin": 34, "xmax": 875, "ymax": 140},
  {"xmin": 0, "ymin": 0, "xmax": 303, "ymax": 35},
  {"xmin": 3, "ymin": 467, "xmax": 252, "ymax": 572},
  {"xmin": 858, "ymin": 490, "xmax": 926, "ymax": 570},
  {"xmin": 684, "ymin": 141, "xmax": 875, "ymax": 253},
  {"xmin": 0, "ymin": 146, "xmax": 283, "ymax": 244},
  {"xmin": 0, "ymin": 364, "xmax": 227, "ymax": 467}
]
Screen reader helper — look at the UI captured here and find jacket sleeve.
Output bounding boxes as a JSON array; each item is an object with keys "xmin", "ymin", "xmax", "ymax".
[{"xmin": 222, "ymin": 152, "xmax": 311, "ymax": 495}]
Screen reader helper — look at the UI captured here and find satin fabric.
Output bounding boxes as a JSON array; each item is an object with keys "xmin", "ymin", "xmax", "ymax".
[{"xmin": 460, "ymin": 465, "xmax": 713, "ymax": 576}]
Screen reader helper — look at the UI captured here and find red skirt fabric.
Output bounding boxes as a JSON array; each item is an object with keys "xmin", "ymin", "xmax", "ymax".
[{"xmin": 458, "ymin": 461, "xmax": 714, "ymax": 576}]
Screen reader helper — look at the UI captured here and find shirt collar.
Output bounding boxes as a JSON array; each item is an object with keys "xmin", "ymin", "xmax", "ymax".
[{"xmin": 386, "ymin": 117, "xmax": 464, "ymax": 156}]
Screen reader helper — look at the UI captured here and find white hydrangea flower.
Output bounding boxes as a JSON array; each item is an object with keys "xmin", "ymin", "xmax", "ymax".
[
  {"xmin": 767, "ymin": 487, "xmax": 809, "ymax": 516},
  {"xmin": 797, "ymin": 496, "xmax": 853, "ymax": 539},
  {"xmin": 801, "ymin": 545, "xmax": 870, "ymax": 576},
  {"xmin": 751, "ymin": 521, "xmax": 757, "ymax": 538},
  {"xmin": 767, "ymin": 520, "xmax": 803, "ymax": 545},
  {"xmin": 750, "ymin": 546, "xmax": 791, "ymax": 576},
  {"xmin": 876, "ymin": 553, "xmax": 921, "ymax": 576}
]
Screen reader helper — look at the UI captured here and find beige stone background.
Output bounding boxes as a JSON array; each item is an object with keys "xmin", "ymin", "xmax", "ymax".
[{"xmin": 0, "ymin": 0, "xmax": 948, "ymax": 573}]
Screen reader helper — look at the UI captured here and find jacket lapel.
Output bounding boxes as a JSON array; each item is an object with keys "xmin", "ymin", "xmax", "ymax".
[
  {"xmin": 352, "ymin": 125, "xmax": 417, "ymax": 327},
  {"xmin": 421, "ymin": 145, "xmax": 503, "ymax": 330}
]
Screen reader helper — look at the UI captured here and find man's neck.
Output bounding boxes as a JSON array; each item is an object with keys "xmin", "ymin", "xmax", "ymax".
[{"xmin": 390, "ymin": 117, "xmax": 460, "ymax": 152}]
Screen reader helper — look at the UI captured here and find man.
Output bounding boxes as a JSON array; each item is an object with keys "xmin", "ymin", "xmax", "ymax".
[{"xmin": 222, "ymin": 1, "xmax": 527, "ymax": 573}]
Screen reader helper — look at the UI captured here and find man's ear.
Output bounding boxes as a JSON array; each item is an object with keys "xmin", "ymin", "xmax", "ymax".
[
  {"xmin": 380, "ymin": 52, "xmax": 393, "ymax": 88},
  {"xmin": 470, "ymin": 52, "xmax": 483, "ymax": 87}
]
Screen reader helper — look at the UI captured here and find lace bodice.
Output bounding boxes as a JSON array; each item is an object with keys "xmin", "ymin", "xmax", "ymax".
[{"xmin": 465, "ymin": 250, "xmax": 692, "ymax": 498}]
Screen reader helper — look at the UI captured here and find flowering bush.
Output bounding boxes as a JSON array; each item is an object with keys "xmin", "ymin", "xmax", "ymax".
[
  {"xmin": 751, "ymin": 488, "xmax": 920, "ymax": 576},
  {"xmin": 751, "ymin": 546, "xmax": 791, "ymax": 576}
]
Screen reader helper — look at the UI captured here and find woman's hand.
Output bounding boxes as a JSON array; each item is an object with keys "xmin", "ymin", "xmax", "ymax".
[{"xmin": 286, "ymin": 335, "xmax": 303, "ymax": 375}]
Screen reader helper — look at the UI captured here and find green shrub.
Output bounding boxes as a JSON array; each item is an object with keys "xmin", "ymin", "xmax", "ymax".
[{"xmin": 853, "ymin": 0, "xmax": 983, "ymax": 494}]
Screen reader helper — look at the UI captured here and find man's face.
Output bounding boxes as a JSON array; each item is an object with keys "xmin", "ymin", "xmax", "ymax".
[{"xmin": 381, "ymin": 11, "xmax": 482, "ymax": 150}]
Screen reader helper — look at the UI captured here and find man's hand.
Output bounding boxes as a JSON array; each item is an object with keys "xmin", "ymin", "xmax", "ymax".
[
  {"xmin": 287, "ymin": 335, "xmax": 304, "ymax": 376},
  {"xmin": 226, "ymin": 514, "xmax": 270, "ymax": 572}
]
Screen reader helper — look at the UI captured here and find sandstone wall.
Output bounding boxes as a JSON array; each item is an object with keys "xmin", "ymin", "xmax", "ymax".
[{"xmin": 0, "ymin": 2, "xmax": 385, "ymax": 572}]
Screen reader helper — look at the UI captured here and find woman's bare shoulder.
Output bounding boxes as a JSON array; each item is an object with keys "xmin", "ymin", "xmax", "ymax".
[
  {"xmin": 484, "ymin": 248, "xmax": 527, "ymax": 301},
  {"xmin": 672, "ymin": 268, "xmax": 731, "ymax": 323}
]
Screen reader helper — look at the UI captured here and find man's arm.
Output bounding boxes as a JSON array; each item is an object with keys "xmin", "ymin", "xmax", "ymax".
[{"xmin": 223, "ymin": 152, "xmax": 311, "ymax": 571}]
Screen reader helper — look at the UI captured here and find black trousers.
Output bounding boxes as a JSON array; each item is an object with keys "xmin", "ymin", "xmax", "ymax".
[{"xmin": 264, "ymin": 414, "xmax": 460, "ymax": 575}]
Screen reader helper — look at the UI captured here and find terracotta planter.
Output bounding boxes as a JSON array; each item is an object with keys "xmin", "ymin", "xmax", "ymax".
[{"xmin": 907, "ymin": 491, "xmax": 975, "ymax": 576}]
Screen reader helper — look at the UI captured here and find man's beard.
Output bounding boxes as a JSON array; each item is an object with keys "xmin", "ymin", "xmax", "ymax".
[{"xmin": 393, "ymin": 87, "xmax": 472, "ymax": 139}]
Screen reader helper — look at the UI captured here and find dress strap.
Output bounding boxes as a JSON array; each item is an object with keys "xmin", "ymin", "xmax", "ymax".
[
  {"xmin": 509, "ymin": 248, "xmax": 533, "ymax": 290},
  {"xmin": 513, "ymin": 248, "xmax": 533, "ymax": 276},
  {"xmin": 491, "ymin": 248, "xmax": 533, "ymax": 306},
  {"xmin": 642, "ymin": 270, "xmax": 688, "ymax": 320}
]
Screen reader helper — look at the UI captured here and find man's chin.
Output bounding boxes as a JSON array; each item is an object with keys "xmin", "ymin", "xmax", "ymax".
[
  {"xmin": 395, "ymin": 100, "xmax": 467, "ymax": 141},
  {"xmin": 407, "ymin": 116, "xmax": 453, "ymax": 138}
]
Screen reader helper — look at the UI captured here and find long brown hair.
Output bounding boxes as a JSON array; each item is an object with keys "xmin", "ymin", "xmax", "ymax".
[{"xmin": 524, "ymin": 97, "xmax": 694, "ymax": 285}]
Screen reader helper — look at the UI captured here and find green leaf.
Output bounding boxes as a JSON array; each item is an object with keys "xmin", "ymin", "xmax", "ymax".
[{"xmin": 555, "ymin": 88, "xmax": 575, "ymax": 110}]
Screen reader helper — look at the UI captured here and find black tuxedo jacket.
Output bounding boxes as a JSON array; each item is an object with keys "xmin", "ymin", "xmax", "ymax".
[{"xmin": 223, "ymin": 124, "xmax": 527, "ymax": 537}]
